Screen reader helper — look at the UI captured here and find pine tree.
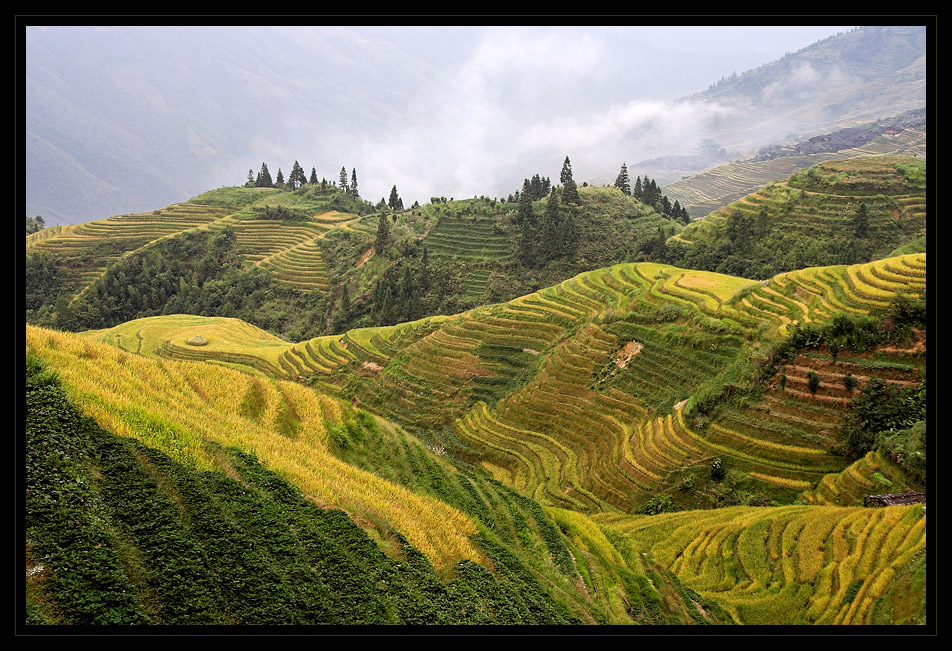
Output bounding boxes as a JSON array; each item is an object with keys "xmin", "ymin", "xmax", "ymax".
[
  {"xmin": 351, "ymin": 169, "xmax": 359, "ymax": 199},
  {"xmin": 541, "ymin": 187, "xmax": 562, "ymax": 261},
  {"xmin": 529, "ymin": 174, "xmax": 544, "ymax": 200},
  {"xmin": 289, "ymin": 161, "xmax": 305, "ymax": 190},
  {"xmin": 559, "ymin": 207, "xmax": 579, "ymax": 258},
  {"xmin": 256, "ymin": 163, "xmax": 273, "ymax": 188},
  {"xmin": 275, "ymin": 168, "xmax": 284, "ymax": 186},
  {"xmin": 633, "ymin": 176, "xmax": 643, "ymax": 199},
  {"xmin": 339, "ymin": 166, "xmax": 349, "ymax": 193},
  {"xmin": 560, "ymin": 156, "xmax": 579, "ymax": 205},
  {"xmin": 517, "ymin": 180, "xmax": 536, "ymax": 263},
  {"xmin": 246, "ymin": 169, "xmax": 255, "ymax": 187},
  {"xmin": 375, "ymin": 213, "xmax": 391, "ymax": 254},
  {"xmin": 310, "ymin": 167, "xmax": 318, "ymax": 184},
  {"xmin": 854, "ymin": 202, "xmax": 870, "ymax": 238},
  {"xmin": 516, "ymin": 179, "xmax": 534, "ymax": 227},
  {"xmin": 388, "ymin": 185, "xmax": 401, "ymax": 212},
  {"xmin": 334, "ymin": 283, "xmax": 351, "ymax": 331},
  {"xmin": 614, "ymin": 163, "xmax": 631, "ymax": 195}
]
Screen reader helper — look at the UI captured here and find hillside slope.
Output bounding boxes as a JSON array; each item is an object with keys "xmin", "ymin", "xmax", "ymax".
[
  {"xmin": 25, "ymin": 252, "xmax": 928, "ymax": 626},
  {"xmin": 666, "ymin": 156, "xmax": 926, "ymax": 280},
  {"xmin": 77, "ymin": 253, "xmax": 926, "ymax": 514},
  {"xmin": 26, "ymin": 329, "xmax": 742, "ymax": 626},
  {"xmin": 662, "ymin": 114, "xmax": 926, "ymax": 220},
  {"xmin": 26, "ymin": 182, "xmax": 684, "ymax": 342}
]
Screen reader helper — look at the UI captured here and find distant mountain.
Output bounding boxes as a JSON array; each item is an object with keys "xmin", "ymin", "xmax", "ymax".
[
  {"xmin": 616, "ymin": 26, "xmax": 927, "ymax": 192},
  {"xmin": 688, "ymin": 25, "xmax": 926, "ymax": 151}
]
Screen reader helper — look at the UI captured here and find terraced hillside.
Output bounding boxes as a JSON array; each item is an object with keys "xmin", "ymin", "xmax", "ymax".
[
  {"xmin": 26, "ymin": 202, "xmax": 233, "ymax": 299},
  {"xmin": 30, "ymin": 249, "xmax": 928, "ymax": 626},
  {"xmin": 27, "ymin": 328, "xmax": 741, "ymax": 626},
  {"xmin": 27, "ymin": 182, "xmax": 691, "ymax": 343},
  {"xmin": 663, "ymin": 128, "xmax": 926, "ymax": 220},
  {"xmin": 668, "ymin": 157, "xmax": 926, "ymax": 280},
  {"xmin": 26, "ymin": 186, "xmax": 365, "ymax": 301},
  {"xmin": 80, "ymin": 254, "xmax": 926, "ymax": 516},
  {"xmin": 593, "ymin": 502, "xmax": 926, "ymax": 625}
]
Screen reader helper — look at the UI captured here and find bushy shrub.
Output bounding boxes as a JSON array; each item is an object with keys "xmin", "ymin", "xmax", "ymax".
[
  {"xmin": 807, "ymin": 371, "xmax": 820, "ymax": 395},
  {"xmin": 637, "ymin": 494, "xmax": 680, "ymax": 515},
  {"xmin": 710, "ymin": 457, "xmax": 726, "ymax": 481},
  {"xmin": 876, "ymin": 420, "xmax": 927, "ymax": 485}
]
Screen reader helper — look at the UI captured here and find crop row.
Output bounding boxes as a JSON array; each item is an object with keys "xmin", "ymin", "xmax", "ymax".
[
  {"xmin": 801, "ymin": 450, "xmax": 899, "ymax": 506},
  {"xmin": 258, "ymin": 238, "xmax": 330, "ymax": 291},
  {"xmin": 599, "ymin": 502, "xmax": 926, "ymax": 625},
  {"xmin": 452, "ymin": 324, "xmax": 646, "ymax": 513}
]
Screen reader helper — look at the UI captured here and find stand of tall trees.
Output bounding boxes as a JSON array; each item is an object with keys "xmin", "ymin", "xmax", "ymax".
[
  {"xmin": 560, "ymin": 157, "xmax": 580, "ymax": 205},
  {"xmin": 516, "ymin": 184, "xmax": 578, "ymax": 266},
  {"xmin": 368, "ymin": 245, "xmax": 465, "ymax": 327},
  {"xmin": 627, "ymin": 170, "xmax": 689, "ymax": 224}
]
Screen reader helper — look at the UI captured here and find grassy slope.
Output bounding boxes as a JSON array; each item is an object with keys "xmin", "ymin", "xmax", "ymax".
[{"xmin": 25, "ymin": 357, "xmax": 583, "ymax": 625}]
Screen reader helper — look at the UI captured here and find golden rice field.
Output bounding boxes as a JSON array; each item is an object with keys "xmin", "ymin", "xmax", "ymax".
[
  {"xmin": 593, "ymin": 502, "xmax": 926, "ymax": 625},
  {"xmin": 72, "ymin": 254, "xmax": 925, "ymax": 520},
  {"xmin": 27, "ymin": 325, "xmax": 482, "ymax": 571}
]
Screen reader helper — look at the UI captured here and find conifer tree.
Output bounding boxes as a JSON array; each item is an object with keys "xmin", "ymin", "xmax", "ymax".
[
  {"xmin": 310, "ymin": 167, "xmax": 318, "ymax": 184},
  {"xmin": 559, "ymin": 207, "xmax": 579, "ymax": 258},
  {"xmin": 529, "ymin": 174, "xmax": 544, "ymax": 200},
  {"xmin": 289, "ymin": 160, "xmax": 306, "ymax": 190},
  {"xmin": 375, "ymin": 213, "xmax": 391, "ymax": 254},
  {"xmin": 246, "ymin": 169, "xmax": 255, "ymax": 187},
  {"xmin": 339, "ymin": 166, "xmax": 349, "ymax": 193},
  {"xmin": 614, "ymin": 163, "xmax": 631, "ymax": 195},
  {"xmin": 633, "ymin": 175, "xmax": 643, "ymax": 199},
  {"xmin": 854, "ymin": 201, "xmax": 870, "ymax": 238},
  {"xmin": 351, "ymin": 169, "xmax": 359, "ymax": 199},
  {"xmin": 541, "ymin": 187, "xmax": 562, "ymax": 261},
  {"xmin": 275, "ymin": 168, "xmax": 284, "ymax": 186},
  {"xmin": 388, "ymin": 185, "xmax": 402, "ymax": 212},
  {"xmin": 560, "ymin": 156, "xmax": 580, "ymax": 205},
  {"xmin": 256, "ymin": 163, "xmax": 273, "ymax": 188},
  {"xmin": 517, "ymin": 180, "xmax": 536, "ymax": 263},
  {"xmin": 334, "ymin": 283, "xmax": 351, "ymax": 331},
  {"xmin": 516, "ymin": 179, "xmax": 534, "ymax": 227}
]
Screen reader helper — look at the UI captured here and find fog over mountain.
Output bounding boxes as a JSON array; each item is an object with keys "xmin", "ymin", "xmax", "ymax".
[{"xmin": 25, "ymin": 24, "xmax": 883, "ymax": 226}]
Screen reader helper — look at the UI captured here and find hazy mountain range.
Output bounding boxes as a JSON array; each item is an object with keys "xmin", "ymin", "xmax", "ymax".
[{"xmin": 23, "ymin": 24, "xmax": 926, "ymax": 226}]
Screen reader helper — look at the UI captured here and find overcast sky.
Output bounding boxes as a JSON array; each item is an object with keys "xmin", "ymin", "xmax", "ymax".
[
  {"xmin": 320, "ymin": 25, "xmax": 858, "ymax": 204},
  {"xmin": 25, "ymin": 24, "xmax": 859, "ymax": 222}
]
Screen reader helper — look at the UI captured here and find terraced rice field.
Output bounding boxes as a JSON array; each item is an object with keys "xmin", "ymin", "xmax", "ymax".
[
  {"xmin": 26, "ymin": 203, "xmax": 233, "ymax": 296},
  {"xmin": 29, "ymin": 325, "xmax": 483, "ymax": 570},
  {"xmin": 424, "ymin": 215, "xmax": 511, "ymax": 261},
  {"xmin": 802, "ymin": 450, "xmax": 915, "ymax": 507},
  {"xmin": 663, "ymin": 131, "xmax": 926, "ymax": 220},
  {"xmin": 594, "ymin": 502, "xmax": 926, "ymax": 624},
  {"xmin": 27, "ymin": 192, "xmax": 364, "ymax": 296},
  {"xmin": 83, "ymin": 254, "xmax": 925, "ymax": 517}
]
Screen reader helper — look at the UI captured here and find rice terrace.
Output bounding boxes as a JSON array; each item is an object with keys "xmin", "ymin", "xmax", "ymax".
[{"xmin": 24, "ymin": 24, "xmax": 930, "ymax": 630}]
